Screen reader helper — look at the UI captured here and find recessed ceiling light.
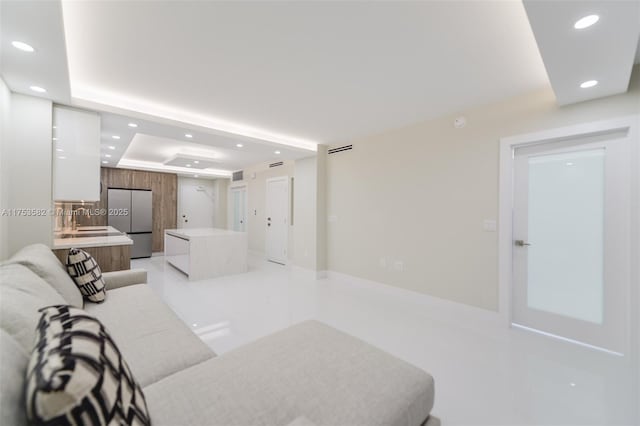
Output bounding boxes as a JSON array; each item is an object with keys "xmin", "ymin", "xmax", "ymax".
[
  {"xmin": 236, "ymin": 143, "xmax": 244, "ymax": 148},
  {"xmin": 574, "ymin": 14, "xmax": 599, "ymax": 29},
  {"xmin": 274, "ymin": 150, "xmax": 281, "ymax": 155},
  {"xmin": 193, "ymin": 160, "xmax": 199, "ymax": 164},
  {"xmin": 102, "ymin": 160, "xmax": 109, "ymax": 164},
  {"xmin": 56, "ymin": 148, "xmax": 63, "ymax": 152},
  {"xmin": 12, "ymin": 41, "xmax": 35, "ymax": 52},
  {"xmin": 580, "ymin": 80, "xmax": 598, "ymax": 88},
  {"xmin": 58, "ymin": 156, "xmax": 66, "ymax": 160},
  {"xmin": 186, "ymin": 164, "xmax": 192, "ymax": 167},
  {"xmin": 112, "ymin": 135, "xmax": 121, "ymax": 140},
  {"xmin": 52, "ymin": 126, "xmax": 57, "ymax": 129},
  {"xmin": 128, "ymin": 123, "xmax": 138, "ymax": 128},
  {"xmin": 185, "ymin": 134, "xmax": 193, "ymax": 138},
  {"xmin": 30, "ymin": 86, "xmax": 46, "ymax": 93},
  {"xmin": 194, "ymin": 175, "xmax": 199, "ymax": 178},
  {"xmin": 52, "ymin": 137, "xmax": 58, "ymax": 141},
  {"xmin": 105, "ymin": 154, "xmax": 112, "ymax": 158},
  {"xmin": 108, "ymin": 146, "xmax": 116, "ymax": 150},
  {"xmin": 566, "ymin": 162, "xmax": 574, "ymax": 166}
]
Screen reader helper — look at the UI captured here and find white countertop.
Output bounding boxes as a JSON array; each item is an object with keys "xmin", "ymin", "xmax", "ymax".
[
  {"xmin": 165, "ymin": 227, "xmax": 245, "ymax": 240},
  {"xmin": 53, "ymin": 226, "xmax": 133, "ymax": 249}
]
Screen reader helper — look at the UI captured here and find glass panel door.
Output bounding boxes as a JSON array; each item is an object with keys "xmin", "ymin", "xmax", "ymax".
[
  {"xmin": 526, "ymin": 149, "xmax": 605, "ymax": 324},
  {"xmin": 512, "ymin": 137, "xmax": 630, "ymax": 354}
]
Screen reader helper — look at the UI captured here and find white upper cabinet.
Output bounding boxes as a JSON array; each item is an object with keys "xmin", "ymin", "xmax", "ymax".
[{"xmin": 53, "ymin": 106, "xmax": 101, "ymax": 201}]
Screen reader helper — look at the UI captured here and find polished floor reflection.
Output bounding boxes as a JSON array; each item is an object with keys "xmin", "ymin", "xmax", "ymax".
[{"xmin": 133, "ymin": 255, "xmax": 639, "ymax": 426}]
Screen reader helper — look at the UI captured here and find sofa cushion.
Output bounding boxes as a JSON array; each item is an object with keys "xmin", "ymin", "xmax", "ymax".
[
  {"xmin": 0, "ymin": 329, "xmax": 29, "ymax": 426},
  {"xmin": 144, "ymin": 321, "xmax": 435, "ymax": 426},
  {"xmin": 0, "ymin": 264, "xmax": 67, "ymax": 352},
  {"xmin": 8, "ymin": 244, "xmax": 83, "ymax": 308},
  {"xmin": 25, "ymin": 305, "xmax": 150, "ymax": 426},
  {"xmin": 65, "ymin": 248, "xmax": 107, "ymax": 303},
  {"xmin": 83, "ymin": 284, "xmax": 215, "ymax": 386}
]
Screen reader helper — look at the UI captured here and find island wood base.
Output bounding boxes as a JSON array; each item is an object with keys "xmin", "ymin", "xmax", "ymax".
[{"xmin": 52, "ymin": 245, "xmax": 131, "ymax": 272}]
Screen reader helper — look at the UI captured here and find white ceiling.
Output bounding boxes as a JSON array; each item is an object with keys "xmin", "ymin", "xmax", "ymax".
[
  {"xmin": 0, "ymin": 0, "xmax": 70, "ymax": 103},
  {"xmin": 3, "ymin": 0, "xmax": 639, "ymax": 169},
  {"xmin": 61, "ymin": 0, "xmax": 549, "ymax": 145},
  {"xmin": 100, "ymin": 112, "xmax": 314, "ymax": 178},
  {"xmin": 523, "ymin": 0, "xmax": 640, "ymax": 106}
]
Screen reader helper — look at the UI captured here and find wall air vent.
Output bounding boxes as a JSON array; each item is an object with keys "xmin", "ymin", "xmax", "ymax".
[
  {"xmin": 232, "ymin": 170, "xmax": 243, "ymax": 182},
  {"xmin": 328, "ymin": 145, "xmax": 353, "ymax": 154},
  {"xmin": 269, "ymin": 161, "xmax": 284, "ymax": 168}
]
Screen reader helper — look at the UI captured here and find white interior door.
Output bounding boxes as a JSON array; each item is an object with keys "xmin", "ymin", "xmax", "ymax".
[
  {"xmin": 512, "ymin": 136, "xmax": 630, "ymax": 354},
  {"xmin": 178, "ymin": 179, "xmax": 215, "ymax": 229},
  {"xmin": 265, "ymin": 177, "xmax": 288, "ymax": 264},
  {"xmin": 230, "ymin": 186, "xmax": 247, "ymax": 232}
]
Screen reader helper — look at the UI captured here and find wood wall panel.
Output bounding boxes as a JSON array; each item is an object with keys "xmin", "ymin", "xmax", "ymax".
[{"xmin": 77, "ymin": 168, "xmax": 177, "ymax": 252}]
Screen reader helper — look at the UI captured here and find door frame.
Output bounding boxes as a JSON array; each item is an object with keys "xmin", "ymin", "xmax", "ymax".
[
  {"xmin": 498, "ymin": 115, "xmax": 639, "ymax": 354},
  {"xmin": 265, "ymin": 175, "xmax": 290, "ymax": 265},
  {"xmin": 227, "ymin": 183, "xmax": 248, "ymax": 231}
]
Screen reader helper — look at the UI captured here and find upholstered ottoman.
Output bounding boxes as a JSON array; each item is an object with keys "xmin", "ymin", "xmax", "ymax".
[{"xmin": 145, "ymin": 321, "xmax": 436, "ymax": 426}]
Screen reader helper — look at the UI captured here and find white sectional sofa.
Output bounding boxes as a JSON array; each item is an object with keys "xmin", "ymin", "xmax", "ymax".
[{"xmin": 0, "ymin": 244, "xmax": 438, "ymax": 426}]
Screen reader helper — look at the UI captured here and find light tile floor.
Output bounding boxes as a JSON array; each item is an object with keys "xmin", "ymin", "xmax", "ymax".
[{"xmin": 133, "ymin": 255, "xmax": 639, "ymax": 426}]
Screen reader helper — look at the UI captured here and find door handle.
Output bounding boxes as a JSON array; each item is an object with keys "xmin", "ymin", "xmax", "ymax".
[{"xmin": 514, "ymin": 240, "xmax": 531, "ymax": 247}]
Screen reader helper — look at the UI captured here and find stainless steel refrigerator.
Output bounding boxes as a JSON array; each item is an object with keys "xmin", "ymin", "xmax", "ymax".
[{"xmin": 107, "ymin": 189, "xmax": 153, "ymax": 258}]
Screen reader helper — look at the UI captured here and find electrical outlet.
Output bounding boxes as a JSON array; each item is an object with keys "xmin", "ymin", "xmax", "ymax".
[{"xmin": 394, "ymin": 261, "xmax": 404, "ymax": 272}]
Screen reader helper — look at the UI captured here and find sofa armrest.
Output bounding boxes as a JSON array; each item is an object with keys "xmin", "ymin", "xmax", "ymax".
[{"xmin": 102, "ymin": 269, "xmax": 147, "ymax": 290}]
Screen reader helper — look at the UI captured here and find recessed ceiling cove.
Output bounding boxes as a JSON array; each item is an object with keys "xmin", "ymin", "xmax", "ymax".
[
  {"xmin": 164, "ymin": 155, "xmax": 221, "ymax": 170},
  {"xmin": 61, "ymin": 0, "xmax": 548, "ymax": 144}
]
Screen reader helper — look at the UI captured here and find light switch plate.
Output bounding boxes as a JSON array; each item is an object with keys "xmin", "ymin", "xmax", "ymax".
[{"xmin": 483, "ymin": 219, "xmax": 497, "ymax": 232}]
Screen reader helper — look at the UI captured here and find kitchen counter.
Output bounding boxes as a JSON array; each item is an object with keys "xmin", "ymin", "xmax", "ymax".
[
  {"xmin": 164, "ymin": 228, "xmax": 247, "ymax": 280},
  {"xmin": 53, "ymin": 226, "xmax": 133, "ymax": 249},
  {"xmin": 165, "ymin": 228, "xmax": 244, "ymax": 240},
  {"xmin": 52, "ymin": 226, "xmax": 132, "ymax": 272}
]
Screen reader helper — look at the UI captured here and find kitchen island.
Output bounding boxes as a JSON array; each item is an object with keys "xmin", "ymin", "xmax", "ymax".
[
  {"xmin": 52, "ymin": 226, "xmax": 133, "ymax": 272},
  {"xmin": 164, "ymin": 228, "xmax": 248, "ymax": 280}
]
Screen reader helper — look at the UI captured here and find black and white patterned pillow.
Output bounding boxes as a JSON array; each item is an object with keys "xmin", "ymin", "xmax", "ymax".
[
  {"xmin": 66, "ymin": 248, "xmax": 106, "ymax": 303},
  {"xmin": 25, "ymin": 305, "xmax": 151, "ymax": 426}
]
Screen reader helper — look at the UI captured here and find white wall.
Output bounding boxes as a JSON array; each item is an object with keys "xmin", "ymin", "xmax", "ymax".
[
  {"xmin": 293, "ymin": 156, "xmax": 317, "ymax": 269},
  {"xmin": 214, "ymin": 178, "xmax": 229, "ymax": 229},
  {"xmin": 326, "ymin": 67, "xmax": 640, "ymax": 312},
  {"xmin": 0, "ymin": 77, "xmax": 11, "ymax": 260},
  {"xmin": 177, "ymin": 176, "xmax": 216, "ymax": 228},
  {"xmin": 233, "ymin": 161, "xmax": 295, "ymax": 256},
  {"xmin": 292, "ymin": 149, "xmax": 328, "ymax": 271},
  {"xmin": 232, "ymin": 157, "xmax": 322, "ymax": 268},
  {"xmin": 2, "ymin": 92, "xmax": 53, "ymax": 256},
  {"xmin": 177, "ymin": 177, "xmax": 230, "ymax": 229}
]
